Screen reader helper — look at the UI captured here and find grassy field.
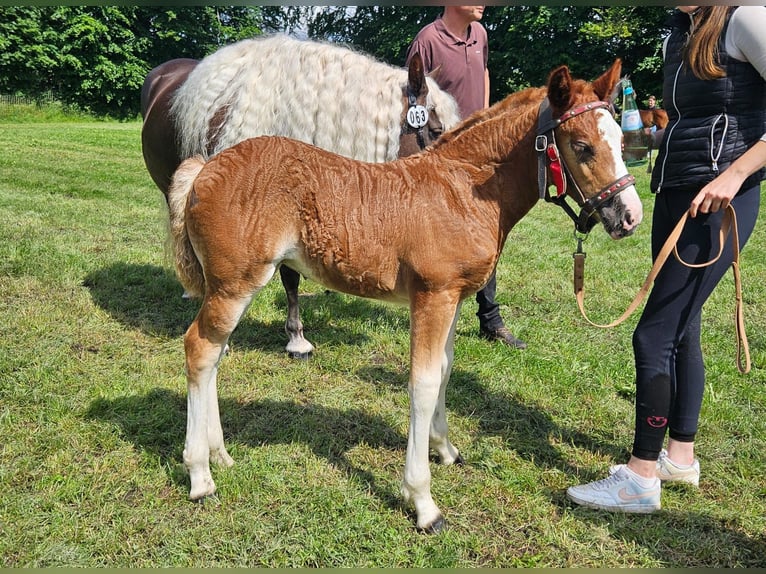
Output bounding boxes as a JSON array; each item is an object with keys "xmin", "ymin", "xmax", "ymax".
[{"xmin": 0, "ymin": 113, "xmax": 764, "ymax": 567}]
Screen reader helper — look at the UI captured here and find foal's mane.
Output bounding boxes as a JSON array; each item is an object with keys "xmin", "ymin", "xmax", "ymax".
[
  {"xmin": 429, "ymin": 73, "xmax": 609, "ymax": 159},
  {"xmin": 428, "ymin": 86, "xmax": 546, "ymax": 155}
]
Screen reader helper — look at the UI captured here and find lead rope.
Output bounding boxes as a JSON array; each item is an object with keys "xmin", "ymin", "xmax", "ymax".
[{"xmin": 574, "ymin": 204, "xmax": 750, "ymax": 374}]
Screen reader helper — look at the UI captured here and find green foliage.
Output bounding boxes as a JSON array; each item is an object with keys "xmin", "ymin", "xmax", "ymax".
[
  {"xmin": 479, "ymin": 6, "xmax": 669, "ymax": 102},
  {"xmin": 307, "ymin": 6, "xmax": 442, "ymax": 66},
  {"xmin": 0, "ymin": 6, "xmax": 262, "ymax": 118},
  {"xmin": 0, "ymin": 6, "xmax": 673, "ymax": 118},
  {"xmin": 302, "ymin": 6, "xmax": 671, "ymax": 106}
]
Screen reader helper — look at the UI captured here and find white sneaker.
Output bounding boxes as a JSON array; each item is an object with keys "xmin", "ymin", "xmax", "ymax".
[
  {"xmin": 567, "ymin": 466, "xmax": 661, "ymax": 513},
  {"xmin": 610, "ymin": 450, "xmax": 700, "ymax": 487},
  {"xmin": 656, "ymin": 449, "xmax": 700, "ymax": 486}
]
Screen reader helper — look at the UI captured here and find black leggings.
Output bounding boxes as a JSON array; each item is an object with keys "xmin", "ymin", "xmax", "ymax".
[{"xmin": 631, "ymin": 184, "xmax": 760, "ymax": 461}]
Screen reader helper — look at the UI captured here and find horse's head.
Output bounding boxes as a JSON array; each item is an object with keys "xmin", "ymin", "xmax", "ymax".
[
  {"xmin": 398, "ymin": 53, "xmax": 457, "ymax": 158},
  {"xmin": 539, "ymin": 59, "xmax": 643, "ymax": 239}
]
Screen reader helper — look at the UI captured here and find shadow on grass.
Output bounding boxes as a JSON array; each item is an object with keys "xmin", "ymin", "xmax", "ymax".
[
  {"xmin": 353, "ymin": 364, "xmax": 766, "ymax": 565},
  {"xmin": 570, "ymin": 505, "xmax": 766, "ymax": 567},
  {"xmin": 83, "ymin": 262, "xmax": 407, "ymax": 352},
  {"xmin": 83, "ymin": 263, "xmax": 195, "ymax": 338},
  {"xmin": 84, "ymin": 387, "xmax": 407, "ymax": 513},
  {"xmin": 357, "ymin": 363, "xmax": 627, "ymax": 479},
  {"xmin": 83, "ymin": 379, "xmax": 765, "ymax": 565}
]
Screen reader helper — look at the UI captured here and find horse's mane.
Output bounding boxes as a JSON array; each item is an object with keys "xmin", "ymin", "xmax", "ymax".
[{"xmin": 171, "ymin": 34, "xmax": 461, "ymax": 163}]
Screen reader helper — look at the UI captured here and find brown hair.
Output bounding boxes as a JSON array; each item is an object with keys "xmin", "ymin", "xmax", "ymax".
[{"xmin": 683, "ymin": 6, "xmax": 735, "ymax": 80}]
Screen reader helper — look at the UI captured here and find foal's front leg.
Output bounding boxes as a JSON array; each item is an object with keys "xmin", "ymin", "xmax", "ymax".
[
  {"xmin": 280, "ymin": 265, "xmax": 315, "ymax": 359},
  {"xmin": 206, "ymin": 361, "xmax": 234, "ymax": 468},
  {"xmin": 429, "ymin": 302, "xmax": 462, "ymax": 466},
  {"xmin": 401, "ymin": 292, "xmax": 461, "ymax": 533}
]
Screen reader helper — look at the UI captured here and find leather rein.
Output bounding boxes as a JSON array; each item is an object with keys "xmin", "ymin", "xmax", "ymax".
[
  {"xmin": 574, "ymin": 204, "xmax": 750, "ymax": 374},
  {"xmin": 536, "ymin": 98, "xmax": 636, "ymax": 235},
  {"xmin": 535, "ymin": 98, "xmax": 749, "ymax": 374}
]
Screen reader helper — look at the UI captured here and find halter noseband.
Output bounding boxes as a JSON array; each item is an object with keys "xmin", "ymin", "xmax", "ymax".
[{"xmin": 536, "ymin": 98, "xmax": 635, "ymax": 234}]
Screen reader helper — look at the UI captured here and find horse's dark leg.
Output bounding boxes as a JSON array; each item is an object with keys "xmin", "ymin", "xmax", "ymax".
[{"xmin": 280, "ymin": 266, "xmax": 315, "ymax": 359}]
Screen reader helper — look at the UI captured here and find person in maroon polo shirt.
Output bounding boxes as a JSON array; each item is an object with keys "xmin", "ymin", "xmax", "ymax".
[{"xmin": 406, "ymin": 6, "xmax": 527, "ymax": 350}]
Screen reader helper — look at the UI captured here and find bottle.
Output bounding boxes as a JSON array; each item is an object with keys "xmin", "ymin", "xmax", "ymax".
[{"xmin": 620, "ymin": 79, "xmax": 646, "ymax": 164}]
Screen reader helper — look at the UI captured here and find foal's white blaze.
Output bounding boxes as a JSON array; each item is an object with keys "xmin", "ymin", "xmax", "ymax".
[{"xmin": 597, "ymin": 109, "xmax": 643, "ymax": 238}]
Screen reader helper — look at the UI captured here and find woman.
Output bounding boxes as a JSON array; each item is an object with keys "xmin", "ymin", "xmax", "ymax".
[{"xmin": 568, "ymin": 5, "xmax": 766, "ymax": 513}]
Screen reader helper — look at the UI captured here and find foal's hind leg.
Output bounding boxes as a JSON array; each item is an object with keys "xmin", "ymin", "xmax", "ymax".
[
  {"xmin": 280, "ymin": 265, "xmax": 315, "ymax": 359},
  {"xmin": 184, "ymin": 292, "xmax": 252, "ymax": 501}
]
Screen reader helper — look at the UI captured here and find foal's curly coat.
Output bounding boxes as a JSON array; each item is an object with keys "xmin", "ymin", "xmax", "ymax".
[{"xmin": 168, "ymin": 60, "xmax": 643, "ymax": 533}]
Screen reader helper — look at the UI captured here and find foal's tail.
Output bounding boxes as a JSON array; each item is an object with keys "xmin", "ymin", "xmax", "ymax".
[{"xmin": 167, "ymin": 156, "xmax": 206, "ymax": 298}]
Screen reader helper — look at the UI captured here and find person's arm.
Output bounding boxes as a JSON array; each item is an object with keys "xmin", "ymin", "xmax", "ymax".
[
  {"xmin": 690, "ymin": 7, "xmax": 766, "ymax": 218},
  {"xmin": 484, "ymin": 68, "xmax": 490, "ymax": 109},
  {"xmin": 728, "ymin": 6, "xmax": 766, "ymax": 81},
  {"xmin": 690, "ymin": 138, "xmax": 766, "ymax": 217}
]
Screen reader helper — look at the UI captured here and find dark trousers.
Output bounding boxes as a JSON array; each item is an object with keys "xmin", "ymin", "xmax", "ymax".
[
  {"xmin": 476, "ymin": 269, "xmax": 504, "ymax": 331},
  {"xmin": 631, "ymin": 184, "xmax": 760, "ymax": 461}
]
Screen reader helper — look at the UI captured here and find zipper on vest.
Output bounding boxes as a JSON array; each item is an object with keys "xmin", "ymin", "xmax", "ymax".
[
  {"xmin": 656, "ymin": 63, "xmax": 684, "ymax": 193},
  {"xmin": 709, "ymin": 113, "xmax": 728, "ymax": 174}
]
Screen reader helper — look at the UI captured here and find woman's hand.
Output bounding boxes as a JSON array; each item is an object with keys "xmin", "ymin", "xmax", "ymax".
[
  {"xmin": 689, "ymin": 139, "xmax": 766, "ymax": 218},
  {"xmin": 689, "ymin": 169, "xmax": 742, "ymax": 217}
]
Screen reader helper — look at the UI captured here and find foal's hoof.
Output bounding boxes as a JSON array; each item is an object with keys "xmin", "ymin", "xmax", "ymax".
[
  {"xmin": 287, "ymin": 350, "xmax": 313, "ymax": 360},
  {"xmin": 191, "ymin": 492, "xmax": 219, "ymax": 506},
  {"xmin": 418, "ymin": 515, "xmax": 447, "ymax": 535},
  {"xmin": 454, "ymin": 454, "xmax": 466, "ymax": 466}
]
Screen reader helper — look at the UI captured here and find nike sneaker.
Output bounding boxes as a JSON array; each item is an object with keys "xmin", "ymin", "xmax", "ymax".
[
  {"xmin": 656, "ymin": 449, "xmax": 700, "ymax": 486},
  {"xmin": 567, "ymin": 465, "xmax": 661, "ymax": 513}
]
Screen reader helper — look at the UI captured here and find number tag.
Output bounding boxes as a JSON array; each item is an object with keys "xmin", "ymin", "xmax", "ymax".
[{"xmin": 406, "ymin": 105, "xmax": 429, "ymax": 128}]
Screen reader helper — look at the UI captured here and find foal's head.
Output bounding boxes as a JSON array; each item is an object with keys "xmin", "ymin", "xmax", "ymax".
[
  {"xmin": 398, "ymin": 53, "xmax": 455, "ymax": 158},
  {"xmin": 545, "ymin": 60, "xmax": 643, "ymax": 239}
]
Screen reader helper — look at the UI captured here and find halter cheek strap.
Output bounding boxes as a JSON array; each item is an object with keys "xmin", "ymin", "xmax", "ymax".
[{"xmin": 536, "ymin": 98, "xmax": 634, "ymax": 234}]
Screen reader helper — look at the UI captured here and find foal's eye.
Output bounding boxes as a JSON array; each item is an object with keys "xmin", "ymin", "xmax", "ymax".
[{"xmin": 571, "ymin": 140, "xmax": 594, "ymax": 162}]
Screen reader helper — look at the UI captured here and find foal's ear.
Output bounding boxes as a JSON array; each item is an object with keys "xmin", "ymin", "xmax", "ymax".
[
  {"xmin": 546, "ymin": 65, "xmax": 574, "ymax": 112},
  {"xmin": 407, "ymin": 52, "xmax": 428, "ymax": 98},
  {"xmin": 592, "ymin": 58, "xmax": 623, "ymax": 102}
]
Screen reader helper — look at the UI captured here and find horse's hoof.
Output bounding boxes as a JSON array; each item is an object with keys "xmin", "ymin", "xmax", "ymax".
[
  {"xmin": 418, "ymin": 515, "xmax": 446, "ymax": 534},
  {"xmin": 287, "ymin": 350, "xmax": 313, "ymax": 360},
  {"xmin": 454, "ymin": 454, "xmax": 465, "ymax": 466}
]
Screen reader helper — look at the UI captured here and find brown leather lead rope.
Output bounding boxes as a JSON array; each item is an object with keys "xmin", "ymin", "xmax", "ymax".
[{"xmin": 574, "ymin": 204, "xmax": 750, "ymax": 374}]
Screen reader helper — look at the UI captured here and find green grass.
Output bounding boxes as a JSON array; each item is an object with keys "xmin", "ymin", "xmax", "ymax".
[{"xmin": 1, "ymin": 112, "xmax": 764, "ymax": 567}]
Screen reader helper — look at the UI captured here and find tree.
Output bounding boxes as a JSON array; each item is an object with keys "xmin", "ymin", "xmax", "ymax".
[
  {"xmin": 485, "ymin": 6, "xmax": 670, "ymax": 105},
  {"xmin": 0, "ymin": 7, "xmax": 60, "ymax": 101},
  {"xmin": 0, "ymin": 6, "xmax": 263, "ymax": 118},
  {"xmin": 0, "ymin": 6, "xmax": 673, "ymax": 118},
  {"xmin": 131, "ymin": 6, "xmax": 263, "ymax": 68},
  {"xmin": 299, "ymin": 6, "xmax": 671, "ymax": 107},
  {"xmin": 306, "ymin": 6, "xmax": 441, "ymax": 65}
]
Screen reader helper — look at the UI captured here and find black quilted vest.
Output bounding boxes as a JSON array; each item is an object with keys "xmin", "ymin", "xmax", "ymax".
[{"xmin": 651, "ymin": 9, "xmax": 766, "ymax": 193}]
